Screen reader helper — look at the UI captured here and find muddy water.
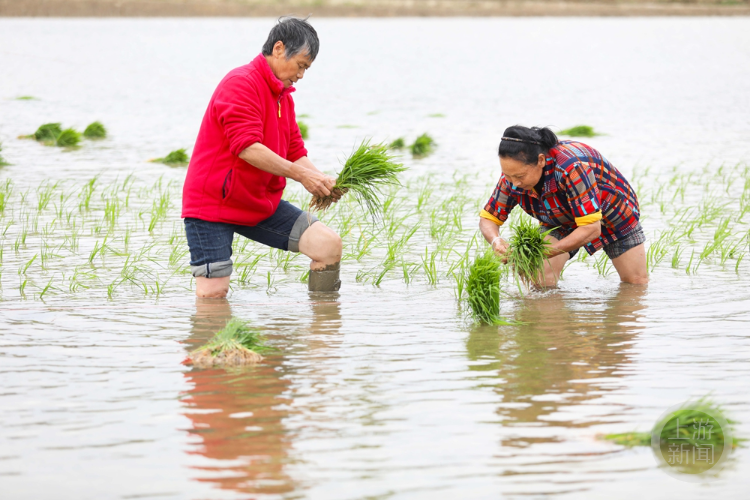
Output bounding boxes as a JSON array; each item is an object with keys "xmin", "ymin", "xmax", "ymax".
[{"xmin": 1, "ymin": 18, "xmax": 750, "ymax": 499}]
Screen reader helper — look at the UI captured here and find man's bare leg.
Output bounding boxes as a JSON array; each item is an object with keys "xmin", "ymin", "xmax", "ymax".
[
  {"xmin": 299, "ymin": 222, "xmax": 342, "ymax": 291},
  {"xmin": 196, "ymin": 276, "xmax": 230, "ymax": 298}
]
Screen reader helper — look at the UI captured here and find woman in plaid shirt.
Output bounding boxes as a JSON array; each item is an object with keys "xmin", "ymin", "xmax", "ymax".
[{"xmin": 480, "ymin": 125, "xmax": 648, "ymax": 286}]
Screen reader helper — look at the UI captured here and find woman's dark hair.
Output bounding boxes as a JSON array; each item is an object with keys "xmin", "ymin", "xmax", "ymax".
[
  {"xmin": 262, "ymin": 17, "xmax": 320, "ymax": 62},
  {"xmin": 497, "ymin": 125, "xmax": 558, "ymax": 165}
]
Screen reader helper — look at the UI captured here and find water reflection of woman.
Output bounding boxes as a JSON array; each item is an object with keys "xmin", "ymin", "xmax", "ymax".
[
  {"xmin": 479, "ymin": 125, "xmax": 648, "ymax": 286},
  {"xmin": 466, "ymin": 284, "xmax": 647, "ymax": 447}
]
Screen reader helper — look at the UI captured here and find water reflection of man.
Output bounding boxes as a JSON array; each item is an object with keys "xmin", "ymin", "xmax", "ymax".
[
  {"xmin": 466, "ymin": 284, "xmax": 647, "ymax": 447},
  {"xmin": 181, "ymin": 298, "xmax": 342, "ymax": 497},
  {"xmin": 182, "ymin": 17, "xmax": 343, "ymax": 299}
]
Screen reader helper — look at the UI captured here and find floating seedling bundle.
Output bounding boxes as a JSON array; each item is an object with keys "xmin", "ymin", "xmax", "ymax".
[
  {"xmin": 151, "ymin": 148, "xmax": 189, "ymax": 166},
  {"xmin": 410, "ymin": 133, "xmax": 435, "ymax": 157},
  {"xmin": 188, "ymin": 317, "xmax": 273, "ymax": 368},
  {"xmin": 309, "ymin": 139, "xmax": 406, "ymax": 214},
  {"xmin": 83, "ymin": 121, "xmax": 107, "ymax": 139},
  {"xmin": 466, "ymin": 249, "xmax": 512, "ymax": 325},
  {"xmin": 507, "ymin": 217, "xmax": 554, "ymax": 289},
  {"xmin": 297, "ymin": 120, "xmax": 309, "ymax": 140},
  {"xmin": 558, "ymin": 125, "xmax": 598, "ymax": 137}
]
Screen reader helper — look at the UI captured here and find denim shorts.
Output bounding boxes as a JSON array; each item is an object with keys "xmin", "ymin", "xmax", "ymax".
[
  {"xmin": 542, "ymin": 222, "xmax": 646, "ymax": 260},
  {"xmin": 184, "ymin": 200, "xmax": 318, "ymax": 278}
]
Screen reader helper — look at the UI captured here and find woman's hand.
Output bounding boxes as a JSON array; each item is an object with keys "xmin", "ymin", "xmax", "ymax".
[{"xmin": 492, "ymin": 237, "xmax": 510, "ymax": 263}]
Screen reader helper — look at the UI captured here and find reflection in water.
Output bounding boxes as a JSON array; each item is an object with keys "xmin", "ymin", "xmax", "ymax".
[
  {"xmin": 467, "ymin": 285, "xmax": 647, "ymax": 449},
  {"xmin": 180, "ymin": 297, "xmax": 342, "ymax": 497}
]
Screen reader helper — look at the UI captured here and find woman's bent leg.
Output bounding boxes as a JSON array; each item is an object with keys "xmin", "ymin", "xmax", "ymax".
[{"xmin": 611, "ymin": 244, "xmax": 649, "ymax": 284}]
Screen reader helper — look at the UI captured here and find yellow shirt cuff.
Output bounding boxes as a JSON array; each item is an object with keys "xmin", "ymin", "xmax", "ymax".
[
  {"xmin": 575, "ymin": 211, "xmax": 603, "ymax": 226},
  {"xmin": 480, "ymin": 209, "xmax": 503, "ymax": 226}
]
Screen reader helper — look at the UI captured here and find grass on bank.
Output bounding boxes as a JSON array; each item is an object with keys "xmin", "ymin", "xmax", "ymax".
[
  {"xmin": 410, "ymin": 133, "xmax": 435, "ymax": 157},
  {"xmin": 558, "ymin": 125, "xmax": 599, "ymax": 137},
  {"xmin": 151, "ymin": 149, "xmax": 189, "ymax": 166},
  {"xmin": 189, "ymin": 317, "xmax": 274, "ymax": 368},
  {"xmin": 310, "ymin": 139, "xmax": 407, "ymax": 215}
]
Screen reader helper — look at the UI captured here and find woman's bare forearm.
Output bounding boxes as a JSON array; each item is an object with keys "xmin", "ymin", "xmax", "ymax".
[{"xmin": 549, "ymin": 221, "xmax": 601, "ymax": 256}]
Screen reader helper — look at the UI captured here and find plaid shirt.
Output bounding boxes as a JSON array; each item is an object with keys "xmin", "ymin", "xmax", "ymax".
[{"xmin": 482, "ymin": 141, "xmax": 640, "ymax": 255}]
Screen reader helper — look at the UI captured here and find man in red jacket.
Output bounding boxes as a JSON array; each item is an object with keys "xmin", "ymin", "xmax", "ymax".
[{"xmin": 182, "ymin": 18, "xmax": 342, "ymax": 297}]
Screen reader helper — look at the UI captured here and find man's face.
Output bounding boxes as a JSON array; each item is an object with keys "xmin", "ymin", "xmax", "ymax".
[{"xmin": 267, "ymin": 41, "xmax": 313, "ymax": 88}]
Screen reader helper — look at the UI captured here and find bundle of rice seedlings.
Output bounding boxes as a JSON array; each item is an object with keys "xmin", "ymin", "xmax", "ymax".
[
  {"xmin": 151, "ymin": 148, "xmax": 189, "ymax": 165},
  {"xmin": 188, "ymin": 317, "xmax": 273, "ymax": 368},
  {"xmin": 83, "ymin": 121, "xmax": 107, "ymax": 139},
  {"xmin": 29, "ymin": 123, "xmax": 62, "ymax": 142},
  {"xmin": 56, "ymin": 128, "xmax": 81, "ymax": 147},
  {"xmin": 507, "ymin": 217, "xmax": 554, "ymax": 288},
  {"xmin": 466, "ymin": 249, "xmax": 513, "ymax": 325},
  {"xmin": 388, "ymin": 137, "xmax": 405, "ymax": 150},
  {"xmin": 309, "ymin": 139, "xmax": 406, "ymax": 214},
  {"xmin": 410, "ymin": 133, "xmax": 435, "ymax": 157},
  {"xmin": 558, "ymin": 125, "xmax": 598, "ymax": 137},
  {"xmin": 297, "ymin": 120, "xmax": 309, "ymax": 140},
  {"xmin": 601, "ymin": 398, "xmax": 741, "ymax": 449}
]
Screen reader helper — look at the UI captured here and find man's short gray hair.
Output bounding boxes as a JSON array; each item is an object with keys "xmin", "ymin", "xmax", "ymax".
[{"xmin": 261, "ymin": 17, "xmax": 320, "ymax": 62}]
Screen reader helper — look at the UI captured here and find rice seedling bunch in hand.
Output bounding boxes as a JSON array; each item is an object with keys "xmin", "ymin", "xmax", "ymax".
[
  {"xmin": 309, "ymin": 139, "xmax": 406, "ymax": 214},
  {"xmin": 189, "ymin": 317, "xmax": 274, "ymax": 368},
  {"xmin": 83, "ymin": 121, "xmax": 107, "ymax": 139},
  {"xmin": 507, "ymin": 217, "xmax": 554, "ymax": 288},
  {"xmin": 466, "ymin": 249, "xmax": 512, "ymax": 325}
]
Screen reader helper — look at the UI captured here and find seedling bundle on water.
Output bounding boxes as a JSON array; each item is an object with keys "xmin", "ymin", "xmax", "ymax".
[
  {"xmin": 309, "ymin": 139, "xmax": 406, "ymax": 214},
  {"xmin": 297, "ymin": 121, "xmax": 309, "ymax": 140},
  {"xmin": 466, "ymin": 249, "xmax": 512, "ymax": 325},
  {"xmin": 83, "ymin": 121, "xmax": 107, "ymax": 139},
  {"xmin": 189, "ymin": 317, "xmax": 274, "ymax": 368},
  {"xmin": 410, "ymin": 133, "xmax": 435, "ymax": 157},
  {"xmin": 23, "ymin": 121, "xmax": 106, "ymax": 147},
  {"xmin": 151, "ymin": 148, "xmax": 189, "ymax": 166},
  {"xmin": 558, "ymin": 125, "xmax": 599, "ymax": 137}
]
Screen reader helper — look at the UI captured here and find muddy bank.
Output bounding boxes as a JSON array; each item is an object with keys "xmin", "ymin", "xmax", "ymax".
[{"xmin": 2, "ymin": 0, "xmax": 749, "ymax": 17}]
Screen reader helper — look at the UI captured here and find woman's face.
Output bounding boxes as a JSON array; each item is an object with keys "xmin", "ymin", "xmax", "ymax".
[{"xmin": 500, "ymin": 154, "xmax": 546, "ymax": 191}]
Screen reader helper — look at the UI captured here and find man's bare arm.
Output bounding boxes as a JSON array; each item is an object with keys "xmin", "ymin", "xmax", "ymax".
[{"xmin": 239, "ymin": 143, "xmax": 334, "ymax": 198}]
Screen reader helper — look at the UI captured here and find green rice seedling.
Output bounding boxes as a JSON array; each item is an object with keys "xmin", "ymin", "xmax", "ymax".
[
  {"xmin": 671, "ymin": 245, "xmax": 683, "ymax": 269},
  {"xmin": 422, "ymin": 247, "xmax": 439, "ymax": 285},
  {"xmin": 594, "ymin": 251, "xmax": 614, "ymax": 276},
  {"xmin": 83, "ymin": 121, "xmax": 107, "ymax": 139},
  {"xmin": 16, "ymin": 96, "xmax": 37, "ymax": 100},
  {"xmin": 401, "ymin": 261, "xmax": 419, "ymax": 285},
  {"xmin": 189, "ymin": 318, "xmax": 274, "ymax": 368},
  {"xmin": 309, "ymin": 139, "xmax": 406, "ymax": 214},
  {"xmin": 410, "ymin": 133, "xmax": 435, "ymax": 157},
  {"xmin": 297, "ymin": 121, "xmax": 309, "ymax": 140},
  {"xmin": 151, "ymin": 149, "xmax": 189, "ymax": 165},
  {"xmin": 374, "ymin": 261, "xmax": 395, "ymax": 286},
  {"xmin": 388, "ymin": 137, "xmax": 405, "ymax": 150},
  {"xmin": 465, "ymin": 249, "xmax": 512, "ymax": 325},
  {"xmin": 507, "ymin": 217, "xmax": 554, "ymax": 288},
  {"xmin": 29, "ymin": 123, "xmax": 62, "ymax": 142},
  {"xmin": 601, "ymin": 398, "xmax": 740, "ymax": 449},
  {"xmin": 0, "ymin": 142, "xmax": 10, "ymax": 166},
  {"xmin": 56, "ymin": 128, "xmax": 81, "ymax": 147},
  {"xmin": 558, "ymin": 125, "xmax": 598, "ymax": 137}
]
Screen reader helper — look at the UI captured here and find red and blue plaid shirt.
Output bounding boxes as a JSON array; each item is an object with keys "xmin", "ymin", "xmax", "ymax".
[{"xmin": 481, "ymin": 141, "xmax": 640, "ymax": 255}]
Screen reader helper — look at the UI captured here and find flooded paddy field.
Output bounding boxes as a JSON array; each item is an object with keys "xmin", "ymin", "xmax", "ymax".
[{"xmin": 1, "ymin": 17, "xmax": 750, "ymax": 499}]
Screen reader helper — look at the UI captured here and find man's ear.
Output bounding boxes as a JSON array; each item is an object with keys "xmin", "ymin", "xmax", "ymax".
[{"xmin": 273, "ymin": 41, "xmax": 286, "ymax": 58}]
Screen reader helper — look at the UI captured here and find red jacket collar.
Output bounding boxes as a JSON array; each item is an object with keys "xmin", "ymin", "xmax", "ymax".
[{"xmin": 252, "ymin": 53, "xmax": 296, "ymax": 98}]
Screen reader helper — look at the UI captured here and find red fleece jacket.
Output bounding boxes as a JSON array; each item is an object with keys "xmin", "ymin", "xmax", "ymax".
[{"xmin": 181, "ymin": 54, "xmax": 307, "ymax": 225}]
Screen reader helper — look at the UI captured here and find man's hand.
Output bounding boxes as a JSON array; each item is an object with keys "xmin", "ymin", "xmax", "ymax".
[{"xmin": 300, "ymin": 169, "xmax": 336, "ymax": 198}]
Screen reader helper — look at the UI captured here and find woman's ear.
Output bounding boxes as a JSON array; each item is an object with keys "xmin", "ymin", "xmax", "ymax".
[
  {"xmin": 538, "ymin": 153, "xmax": 546, "ymax": 168},
  {"xmin": 273, "ymin": 40, "xmax": 286, "ymax": 58}
]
